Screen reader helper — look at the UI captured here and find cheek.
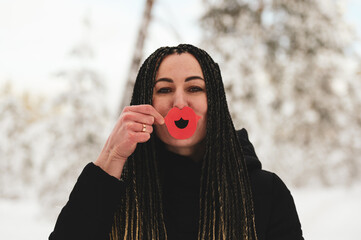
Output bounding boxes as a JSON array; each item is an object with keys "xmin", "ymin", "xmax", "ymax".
[
  {"xmin": 195, "ymin": 96, "xmax": 208, "ymax": 117},
  {"xmin": 153, "ymin": 96, "xmax": 175, "ymax": 117},
  {"xmin": 198, "ymin": 99, "xmax": 208, "ymax": 130},
  {"xmin": 152, "ymin": 97, "xmax": 164, "ymax": 115}
]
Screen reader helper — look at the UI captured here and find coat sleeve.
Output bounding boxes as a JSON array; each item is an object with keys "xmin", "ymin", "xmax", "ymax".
[
  {"xmin": 267, "ymin": 173, "xmax": 304, "ymax": 240},
  {"xmin": 49, "ymin": 162, "xmax": 126, "ymax": 240}
]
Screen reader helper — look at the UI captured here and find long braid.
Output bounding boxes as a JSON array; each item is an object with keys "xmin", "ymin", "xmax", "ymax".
[{"xmin": 109, "ymin": 44, "xmax": 257, "ymax": 240}]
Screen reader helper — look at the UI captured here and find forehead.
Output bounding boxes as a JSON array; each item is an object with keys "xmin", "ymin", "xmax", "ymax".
[{"xmin": 156, "ymin": 53, "xmax": 204, "ymax": 78}]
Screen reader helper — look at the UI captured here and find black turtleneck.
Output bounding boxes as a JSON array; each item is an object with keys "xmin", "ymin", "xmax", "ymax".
[{"xmin": 158, "ymin": 145, "xmax": 202, "ymax": 240}]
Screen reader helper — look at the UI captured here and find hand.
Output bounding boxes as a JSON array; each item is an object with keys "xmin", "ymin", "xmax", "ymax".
[{"xmin": 94, "ymin": 105, "xmax": 164, "ymax": 179}]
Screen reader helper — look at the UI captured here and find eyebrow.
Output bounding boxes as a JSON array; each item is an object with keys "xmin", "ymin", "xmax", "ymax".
[{"xmin": 154, "ymin": 76, "xmax": 204, "ymax": 84}]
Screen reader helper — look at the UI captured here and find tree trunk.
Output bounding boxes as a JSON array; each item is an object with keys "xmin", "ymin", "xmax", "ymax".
[{"xmin": 118, "ymin": 0, "xmax": 155, "ymax": 115}]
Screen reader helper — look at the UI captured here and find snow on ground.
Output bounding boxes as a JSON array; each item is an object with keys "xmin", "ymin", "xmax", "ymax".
[
  {"xmin": 0, "ymin": 186, "xmax": 360, "ymax": 240},
  {"xmin": 292, "ymin": 186, "xmax": 361, "ymax": 240},
  {"xmin": 0, "ymin": 198, "xmax": 55, "ymax": 240}
]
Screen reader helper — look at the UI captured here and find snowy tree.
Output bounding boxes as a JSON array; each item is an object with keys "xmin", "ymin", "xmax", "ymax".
[
  {"xmin": 201, "ymin": 0, "xmax": 361, "ymax": 186},
  {"xmin": 37, "ymin": 16, "xmax": 111, "ymax": 211},
  {"xmin": 0, "ymin": 82, "xmax": 43, "ymax": 199}
]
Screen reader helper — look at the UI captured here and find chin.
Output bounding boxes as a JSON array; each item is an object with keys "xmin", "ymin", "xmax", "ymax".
[
  {"xmin": 168, "ymin": 137, "xmax": 200, "ymax": 148},
  {"xmin": 155, "ymin": 126, "xmax": 206, "ymax": 148}
]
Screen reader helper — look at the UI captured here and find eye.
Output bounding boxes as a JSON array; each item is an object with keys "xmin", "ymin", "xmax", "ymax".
[
  {"xmin": 157, "ymin": 87, "xmax": 172, "ymax": 94},
  {"xmin": 188, "ymin": 86, "xmax": 204, "ymax": 93}
]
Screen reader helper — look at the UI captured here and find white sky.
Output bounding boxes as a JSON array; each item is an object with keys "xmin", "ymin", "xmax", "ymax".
[{"xmin": 0, "ymin": 0, "xmax": 360, "ymax": 113}]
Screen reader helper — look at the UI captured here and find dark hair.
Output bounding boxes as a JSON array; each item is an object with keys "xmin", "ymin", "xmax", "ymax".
[{"xmin": 110, "ymin": 44, "xmax": 257, "ymax": 240}]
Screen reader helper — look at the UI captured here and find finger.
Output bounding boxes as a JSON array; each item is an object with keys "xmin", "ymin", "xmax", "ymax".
[
  {"xmin": 129, "ymin": 132, "xmax": 151, "ymax": 143},
  {"xmin": 137, "ymin": 123, "xmax": 153, "ymax": 133},
  {"xmin": 122, "ymin": 111, "xmax": 155, "ymax": 125},
  {"xmin": 122, "ymin": 122, "xmax": 154, "ymax": 134},
  {"xmin": 127, "ymin": 105, "xmax": 164, "ymax": 125}
]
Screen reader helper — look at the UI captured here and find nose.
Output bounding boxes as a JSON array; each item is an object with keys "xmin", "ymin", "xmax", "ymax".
[{"xmin": 173, "ymin": 89, "xmax": 188, "ymax": 109}]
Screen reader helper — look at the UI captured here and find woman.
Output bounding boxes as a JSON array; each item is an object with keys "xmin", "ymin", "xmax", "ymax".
[{"xmin": 49, "ymin": 44, "xmax": 304, "ymax": 240}]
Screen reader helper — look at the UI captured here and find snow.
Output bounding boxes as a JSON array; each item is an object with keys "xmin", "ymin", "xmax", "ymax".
[
  {"xmin": 0, "ymin": 198, "xmax": 55, "ymax": 240},
  {"xmin": 0, "ymin": 187, "xmax": 360, "ymax": 240},
  {"xmin": 292, "ymin": 186, "xmax": 361, "ymax": 240}
]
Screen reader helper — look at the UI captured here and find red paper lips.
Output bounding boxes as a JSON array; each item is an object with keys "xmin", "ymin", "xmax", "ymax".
[{"xmin": 164, "ymin": 107, "xmax": 201, "ymax": 139}]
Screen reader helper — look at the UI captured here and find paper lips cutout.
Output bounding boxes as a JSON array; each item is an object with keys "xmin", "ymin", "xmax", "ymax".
[{"xmin": 164, "ymin": 107, "xmax": 201, "ymax": 139}]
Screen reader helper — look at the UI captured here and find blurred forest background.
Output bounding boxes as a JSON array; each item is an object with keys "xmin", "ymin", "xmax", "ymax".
[{"xmin": 0, "ymin": 0, "xmax": 361, "ymax": 239}]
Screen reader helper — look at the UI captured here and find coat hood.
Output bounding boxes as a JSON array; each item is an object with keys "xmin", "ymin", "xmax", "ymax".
[{"xmin": 236, "ymin": 128, "xmax": 262, "ymax": 172}]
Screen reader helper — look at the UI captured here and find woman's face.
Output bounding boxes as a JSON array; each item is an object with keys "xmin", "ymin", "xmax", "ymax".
[{"xmin": 152, "ymin": 53, "xmax": 207, "ymax": 150}]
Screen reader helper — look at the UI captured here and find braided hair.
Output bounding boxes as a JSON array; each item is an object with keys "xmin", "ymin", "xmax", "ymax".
[{"xmin": 109, "ymin": 44, "xmax": 258, "ymax": 240}]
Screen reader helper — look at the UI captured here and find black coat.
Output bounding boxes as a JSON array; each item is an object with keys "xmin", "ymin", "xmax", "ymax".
[{"xmin": 49, "ymin": 129, "xmax": 304, "ymax": 240}]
